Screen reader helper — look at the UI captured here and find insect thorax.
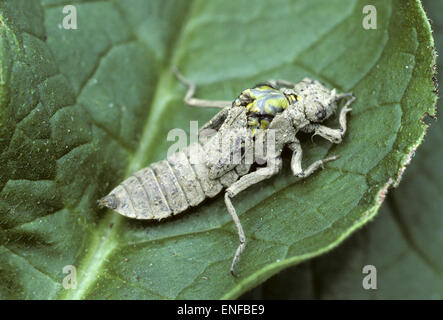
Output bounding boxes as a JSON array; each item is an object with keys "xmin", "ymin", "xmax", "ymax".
[{"xmin": 234, "ymin": 84, "xmax": 297, "ymax": 134}]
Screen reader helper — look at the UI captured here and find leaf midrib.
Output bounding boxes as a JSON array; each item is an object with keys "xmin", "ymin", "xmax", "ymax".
[{"xmin": 59, "ymin": 0, "xmax": 198, "ymax": 299}]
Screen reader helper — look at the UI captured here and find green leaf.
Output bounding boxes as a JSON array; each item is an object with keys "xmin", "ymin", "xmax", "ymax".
[
  {"xmin": 242, "ymin": 0, "xmax": 442, "ymax": 300},
  {"xmin": 0, "ymin": 0, "xmax": 436, "ymax": 299}
]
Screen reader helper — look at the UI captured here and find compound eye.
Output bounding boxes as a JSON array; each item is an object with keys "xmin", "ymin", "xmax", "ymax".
[{"xmin": 315, "ymin": 109, "xmax": 326, "ymax": 121}]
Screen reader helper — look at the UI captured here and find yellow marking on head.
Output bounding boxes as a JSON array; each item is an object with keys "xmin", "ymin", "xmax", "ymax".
[
  {"xmin": 275, "ymin": 97, "xmax": 289, "ymax": 110},
  {"xmin": 248, "ymin": 118, "xmax": 259, "ymax": 126},
  {"xmin": 260, "ymin": 119, "xmax": 270, "ymax": 129},
  {"xmin": 248, "ymin": 104, "xmax": 261, "ymax": 113}
]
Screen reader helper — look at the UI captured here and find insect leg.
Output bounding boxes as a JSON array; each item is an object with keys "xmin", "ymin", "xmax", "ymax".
[
  {"xmin": 303, "ymin": 95, "xmax": 354, "ymax": 143},
  {"xmin": 199, "ymin": 106, "xmax": 246, "ymax": 141},
  {"xmin": 225, "ymin": 157, "xmax": 283, "ymax": 277},
  {"xmin": 289, "ymin": 140, "xmax": 338, "ymax": 178},
  {"xmin": 336, "ymin": 92, "xmax": 355, "ymax": 101},
  {"xmin": 311, "ymin": 125, "xmax": 344, "ymax": 144},
  {"xmin": 224, "ymin": 193, "xmax": 246, "ymax": 278},
  {"xmin": 172, "ymin": 67, "xmax": 232, "ymax": 108}
]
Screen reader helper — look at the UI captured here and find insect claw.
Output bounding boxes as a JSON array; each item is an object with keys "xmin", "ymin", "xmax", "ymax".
[
  {"xmin": 294, "ymin": 172, "xmax": 305, "ymax": 178},
  {"xmin": 311, "ymin": 132, "xmax": 320, "ymax": 144}
]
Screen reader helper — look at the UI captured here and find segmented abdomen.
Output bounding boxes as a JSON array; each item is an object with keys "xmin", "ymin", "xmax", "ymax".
[{"xmin": 105, "ymin": 142, "xmax": 233, "ymax": 220}]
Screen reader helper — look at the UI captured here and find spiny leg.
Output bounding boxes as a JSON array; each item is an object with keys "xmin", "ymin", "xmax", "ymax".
[
  {"xmin": 225, "ymin": 157, "xmax": 282, "ymax": 276},
  {"xmin": 289, "ymin": 140, "xmax": 338, "ymax": 178},
  {"xmin": 172, "ymin": 67, "xmax": 232, "ymax": 108},
  {"xmin": 198, "ymin": 106, "xmax": 230, "ymax": 135}
]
